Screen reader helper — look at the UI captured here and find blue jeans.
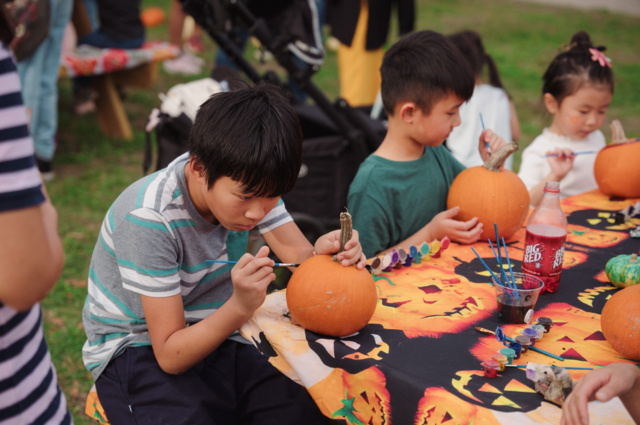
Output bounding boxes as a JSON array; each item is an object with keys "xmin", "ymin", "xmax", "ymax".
[
  {"xmin": 74, "ymin": 30, "xmax": 146, "ymax": 94},
  {"xmin": 17, "ymin": 0, "xmax": 73, "ymax": 161}
]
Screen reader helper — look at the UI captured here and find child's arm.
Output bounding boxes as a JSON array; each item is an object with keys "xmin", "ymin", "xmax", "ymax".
[
  {"xmin": 262, "ymin": 221, "xmax": 366, "ymax": 269},
  {"xmin": 143, "ymin": 246, "xmax": 276, "ymax": 375},
  {"xmin": 529, "ymin": 148, "xmax": 575, "ymax": 206},
  {"xmin": 561, "ymin": 363, "xmax": 640, "ymax": 425},
  {"xmin": 509, "ymin": 99, "xmax": 521, "ymax": 142}
]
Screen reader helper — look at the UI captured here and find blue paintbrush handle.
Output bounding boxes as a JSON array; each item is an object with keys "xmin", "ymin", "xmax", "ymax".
[
  {"xmin": 507, "ymin": 364, "xmax": 592, "ymax": 370},
  {"xmin": 479, "ymin": 113, "xmax": 490, "ymax": 154},
  {"xmin": 505, "ymin": 335, "xmax": 564, "ymax": 361},
  {"xmin": 205, "ymin": 260, "xmax": 300, "ymax": 267},
  {"xmin": 543, "ymin": 151, "xmax": 595, "ymax": 158}
]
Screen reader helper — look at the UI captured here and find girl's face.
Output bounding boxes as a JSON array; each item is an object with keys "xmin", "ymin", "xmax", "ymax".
[{"xmin": 544, "ymin": 84, "xmax": 612, "ymax": 140}]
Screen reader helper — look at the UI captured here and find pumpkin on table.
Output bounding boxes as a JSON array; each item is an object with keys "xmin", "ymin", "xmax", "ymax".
[
  {"xmin": 447, "ymin": 142, "xmax": 530, "ymax": 241},
  {"xmin": 601, "ymin": 284, "xmax": 640, "ymax": 361},
  {"xmin": 286, "ymin": 211, "xmax": 377, "ymax": 337},
  {"xmin": 594, "ymin": 120, "xmax": 640, "ymax": 198},
  {"xmin": 606, "ymin": 253, "xmax": 640, "ymax": 289}
]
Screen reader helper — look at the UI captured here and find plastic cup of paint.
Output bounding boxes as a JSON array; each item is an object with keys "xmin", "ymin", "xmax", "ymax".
[
  {"xmin": 537, "ymin": 317, "xmax": 553, "ymax": 333},
  {"xmin": 420, "ymin": 242, "xmax": 430, "ymax": 256},
  {"xmin": 390, "ymin": 250, "xmax": 399, "ymax": 266},
  {"xmin": 493, "ymin": 272, "xmax": 544, "ymax": 324},
  {"xmin": 491, "ymin": 354, "xmax": 508, "ymax": 372},
  {"xmin": 398, "ymin": 248, "xmax": 408, "ymax": 264},
  {"xmin": 481, "ymin": 360, "xmax": 500, "ymax": 378},
  {"xmin": 413, "ymin": 252, "xmax": 422, "ymax": 264},
  {"xmin": 532, "ymin": 324, "xmax": 545, "ymax": 339},
  {"xmin": 508, "ymin": 342, "xmax": 523, "ymax": 359},
  {"xmin": 499, "ymin": 348, "xmax": 516, "ymax": 365},
  {"xmin": 515, "ymin": 335, "xmax": 531, "ymax": 352},
  {"xmin": 405, "ymin": 255, "xmax": 413, "ymax": 267},
  {"xmin": 521, "ymin": 328, "xmax": 537, "ymax": 346},
  {"xmin": 440, "ymin": 236, "xmax": 450, "ymax": 251},
  {"xmin": 431, "ymin": 240, "xmax": 441, "ymax": 258},
  {"xmin": 410, "ymin": 245, "xmax": 419, "ymax": 258},
  {"xmin": 381, "ymin": 253, "xmax": 392, "ymax": 272},
  {"xmin": 370, "ymin": 257, "xmax": 382, "ymax": 274}
]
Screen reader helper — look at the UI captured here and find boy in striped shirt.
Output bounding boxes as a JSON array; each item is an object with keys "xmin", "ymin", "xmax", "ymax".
[{"xmin": 82, "ymin": 84, "xmax": 365, "ymax": 424}]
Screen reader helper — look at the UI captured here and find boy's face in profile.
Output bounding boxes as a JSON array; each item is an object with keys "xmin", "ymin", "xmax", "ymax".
[
  {"xmin": 203, "ymin": 176, "xmax": 280, "ymax": 232},
  {"xmin": 405, "ymin": 93, "xmax": 465, "ymax": 147}
]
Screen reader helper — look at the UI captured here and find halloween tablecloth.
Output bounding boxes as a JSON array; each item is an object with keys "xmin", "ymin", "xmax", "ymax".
[{"xmin": 239, "ymin": 190, "xmax": 640, "ymax": 425}]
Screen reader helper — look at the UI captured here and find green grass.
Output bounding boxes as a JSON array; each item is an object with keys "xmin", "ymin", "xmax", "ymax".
[{"xmin": 43, "ymin": 0, "xmax": 640, "ymax": 422}]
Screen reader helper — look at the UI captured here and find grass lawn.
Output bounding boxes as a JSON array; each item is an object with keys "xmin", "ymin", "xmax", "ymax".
[{"xmin": 43, "ymin": 0, "xmax": 640, "ymax": 422}]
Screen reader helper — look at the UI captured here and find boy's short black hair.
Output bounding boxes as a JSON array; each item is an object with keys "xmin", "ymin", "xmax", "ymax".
[
  {"xmin": 188, "ymin": 83, "xmax": 303, "ymax": 197},
  {"xmin": 380, "ymin": 30, "xmax": 474, "ymax": 115}
]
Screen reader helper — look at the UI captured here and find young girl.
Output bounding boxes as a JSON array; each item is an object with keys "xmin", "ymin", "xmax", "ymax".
[
  {"xmin": 518, "ymin": 31, "xmax": 614, "ymax": 206},
  {"xmin": 446, "ymin": 30, "xmax": 521, "ymax": 170}
]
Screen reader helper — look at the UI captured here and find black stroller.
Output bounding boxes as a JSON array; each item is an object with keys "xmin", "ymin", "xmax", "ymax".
[{"xmin": 179, "ymin": 0, "xmax": 388, "ymax": 240}]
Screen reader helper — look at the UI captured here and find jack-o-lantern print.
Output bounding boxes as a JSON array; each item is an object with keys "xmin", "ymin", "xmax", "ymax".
[
  {"xmin": 470, "ymin": 303, "xmax": 637, "ymax": 377},
  {"xmin": 369, "ymin": 263, "xmax": 495, "ymax": 338},
  {"xmin": 566, "ymin": 222, "xmax": 628, "ymax": 248},
  {"xmin": 449, "ymin": 370, "xmax": 538, "ymax": 411},
  {"xmin": 414, "ymin": 387, "xmax": 500, "ymax": 425},
  {"xmin": 308, "ymin": 366, "xmax": 391, "ymax": 425}
]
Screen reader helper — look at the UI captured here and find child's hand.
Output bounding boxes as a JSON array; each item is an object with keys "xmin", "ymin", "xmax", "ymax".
[
  {"xmin": 547, "ymin": 148, "xmax": 575, "ymax": 181},
  {"xmin": 478, "ymin": 129, "xmax": 507, "ymax": 162},
  {"xmin": 561, "ymin": 363, "xmax": 640, "ymax": 425},
  {"xmin": 314, "ymin": 230, "xmax": 367, "ymax": 269},
  {"xmin": 425, "ymin": 207, "xmax": 483, "ymax": 244},
  {"xmin": 229, "ymin": 246, "xmax": 275, "ymax": 317}
]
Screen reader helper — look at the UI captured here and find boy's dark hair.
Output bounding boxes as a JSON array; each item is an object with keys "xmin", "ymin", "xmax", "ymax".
[
  {"xmin": 0, "ymin": 0, "xmax": 15, "ymax": 46},
  {"xmin": 542, "ymin": 31, "xmax": 614, "ymax": 105},
  {"xmin": 188, "ymin": 83, "xmax": 303, "ymax": 197},
  {"xmin": 448, "ymin": 30, "xmax": 504, "ymax": 90},
  {"xmin": 380, "ymin": 30, "xmax": 474, "ymax": 115}
]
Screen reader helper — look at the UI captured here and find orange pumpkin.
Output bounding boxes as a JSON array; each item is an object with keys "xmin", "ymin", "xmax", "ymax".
[
  {"xmin": 286, "ymin": 212, "xmax": 377, "ymax": 337},
  {"xmin": 286, "ymin": 254, "xmax": 377, "ymax": 336},
  {"xmin": 447, "ymin": 142, "xmax": 530, "ymax": 241},
  {"xmin": 140, "ymin": 7, "xmax": 166, "ymax": 28},
  {"xmin": 594, "ymin": 120, "xmax": 640, "ymax": 198},
  {"xmin": 601, "ymin": 285, "xmax": 640, "ymax": 360}
]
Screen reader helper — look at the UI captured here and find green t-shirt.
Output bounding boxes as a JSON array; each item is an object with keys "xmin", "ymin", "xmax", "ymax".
[{"xmin": 347, "ymin": 145, "xmax": 466, "ymax": 258}]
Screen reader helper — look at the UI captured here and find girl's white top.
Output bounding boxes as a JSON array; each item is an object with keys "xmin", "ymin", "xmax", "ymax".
[
  {"xmin": 446, "ymin": 84, "xmax": 513, "ymax": 170},
  {"xmin": 518, "ymin": 128, "xmax": 606, "ymax": 199}
]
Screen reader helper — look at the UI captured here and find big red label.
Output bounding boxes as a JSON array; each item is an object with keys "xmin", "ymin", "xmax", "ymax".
[{"xmin": 521, "ymin": 230, "xmax": 566, "ymax": 293}]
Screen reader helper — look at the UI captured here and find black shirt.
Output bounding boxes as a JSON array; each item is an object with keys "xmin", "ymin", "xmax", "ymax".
[{"xmin": 98, "ymin": 0, "xmax": 145, "ymax": 41}]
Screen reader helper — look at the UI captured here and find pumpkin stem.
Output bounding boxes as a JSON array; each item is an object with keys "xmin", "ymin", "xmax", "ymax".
[
  {"xmin": 483, "ymin": 142, "xmax": 518, "ymax": 172},
  {"xmin": 610, "ymin": 120, "xmax": 627, "ymax": 144},
  {"xmin": 631, "ymin": 253, "xmax": 638, "ymax": 263},
  {"xmin": 332, "ymin": 209, "xmax": 352, "ymax": 262}
]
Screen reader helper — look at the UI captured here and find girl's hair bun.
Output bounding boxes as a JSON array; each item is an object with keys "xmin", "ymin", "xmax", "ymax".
[{"xmin": 570, "ymin": 31, "xmax": 593, "ymax": 49}]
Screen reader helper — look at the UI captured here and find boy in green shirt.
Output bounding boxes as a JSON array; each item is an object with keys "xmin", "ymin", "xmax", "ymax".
[{"xmin": 348, "ymin": 30, "xmax": 507, "ymax": 258}]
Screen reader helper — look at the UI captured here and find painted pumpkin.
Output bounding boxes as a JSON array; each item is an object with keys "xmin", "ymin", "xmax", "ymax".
[
  {"xmin": 601, "ymin": 285, "xmax": 640, "ymax": 360},
  {"xmin": 594, "ymin": 120, "xmax": 640, "ymax": 198},
  {"xmin": 605, "ymin": 253, "xmax": 640, "ymax": 288},
  {"xmin": 447, "ymin": 142, "xmax": 530, "ymax": 241},
  {"xmin": 286, "ymin": 212, "xmax": 377, "ymax": 337},
  {"xmin": 140, "ymin": 7, "xmax": 166, "ymax": 28}
]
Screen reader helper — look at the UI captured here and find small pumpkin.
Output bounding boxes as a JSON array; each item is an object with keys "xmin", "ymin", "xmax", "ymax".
[
  {"xmin": 286, "ymin": 212, "xmax": 377, "ymax": 337},
  {"xmin": 601, "ymin": 284, "xmax": 640, "ymax": 360},
  {"xmin": 594, "ymin": 120, "xmax": 640, "ymax": 198},
  {"xmin": 605, "ymin": 253, "xmax": 640, "ymax": 289},
  {"xmin": 140, "ymin": 7, "xmax": 166, "ymax": 28},
  {"xmin": 447, "ymin": 142, "xmax": 530, "ymax": 241}
]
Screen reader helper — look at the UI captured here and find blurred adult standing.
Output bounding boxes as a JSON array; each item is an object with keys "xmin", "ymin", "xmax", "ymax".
[
  {"xmin": 15, "ymin": 0, "xmax": 73, "ymax": 181},
  {"xmin": 0, "ymin": 5, "xmax": 71, "ymax": 423},
  {"xmin": 328, "ymin": 0, "xmax": 414, "ymax": 106}
]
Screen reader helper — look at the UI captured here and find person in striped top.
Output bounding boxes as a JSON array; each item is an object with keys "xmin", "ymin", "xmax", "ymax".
[
  {"xmin": 0, "ymin": 15, "xmax": 71, "ymax": 425},
  {"xmin": 82, "ymin": 84, "xmax": 366, "ymax": 424}
]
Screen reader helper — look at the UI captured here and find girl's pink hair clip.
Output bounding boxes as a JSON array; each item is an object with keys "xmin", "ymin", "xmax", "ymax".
[{"xmin": 589, "ymin": 48, "xmax": 612, "ymax": 68}]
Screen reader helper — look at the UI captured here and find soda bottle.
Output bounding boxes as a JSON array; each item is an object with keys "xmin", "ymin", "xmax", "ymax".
[{"xmin": 521, "ymin": 181, "xmax": 567, "ymax": 293}]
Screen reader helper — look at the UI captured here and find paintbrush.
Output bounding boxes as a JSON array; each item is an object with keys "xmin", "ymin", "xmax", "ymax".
[
  {"xmin": 480, "ymin": 113, "xmax": 490, "ymax": 154},
  {"xmin": 542, "ymin": 151, "xmax": 595, "ymax": 158},
  {"xmin": 506, "ymin": 364, "xmax": 593, "ymax": 370},
  {"xmin": 475, "ymin": 327, "xmax": 564, "ymax": 361},
  {"xmin": 205, "ymin": 260, "xmax": 300, "ymax": 267}
]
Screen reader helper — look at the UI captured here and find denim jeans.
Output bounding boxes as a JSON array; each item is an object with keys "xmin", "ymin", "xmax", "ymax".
[
  {"xmin": 16, "ymin": 0, "xmax": 73, "ymax": 161},
  {"xmin": 73, "ymin": 31, "xmax": 146, "ymax": 96}
]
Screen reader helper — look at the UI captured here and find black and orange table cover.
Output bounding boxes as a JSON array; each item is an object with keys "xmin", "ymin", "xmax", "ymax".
[{"xmin": 239, "ymin": 190, "xmax": 640, "ymax": 425}]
